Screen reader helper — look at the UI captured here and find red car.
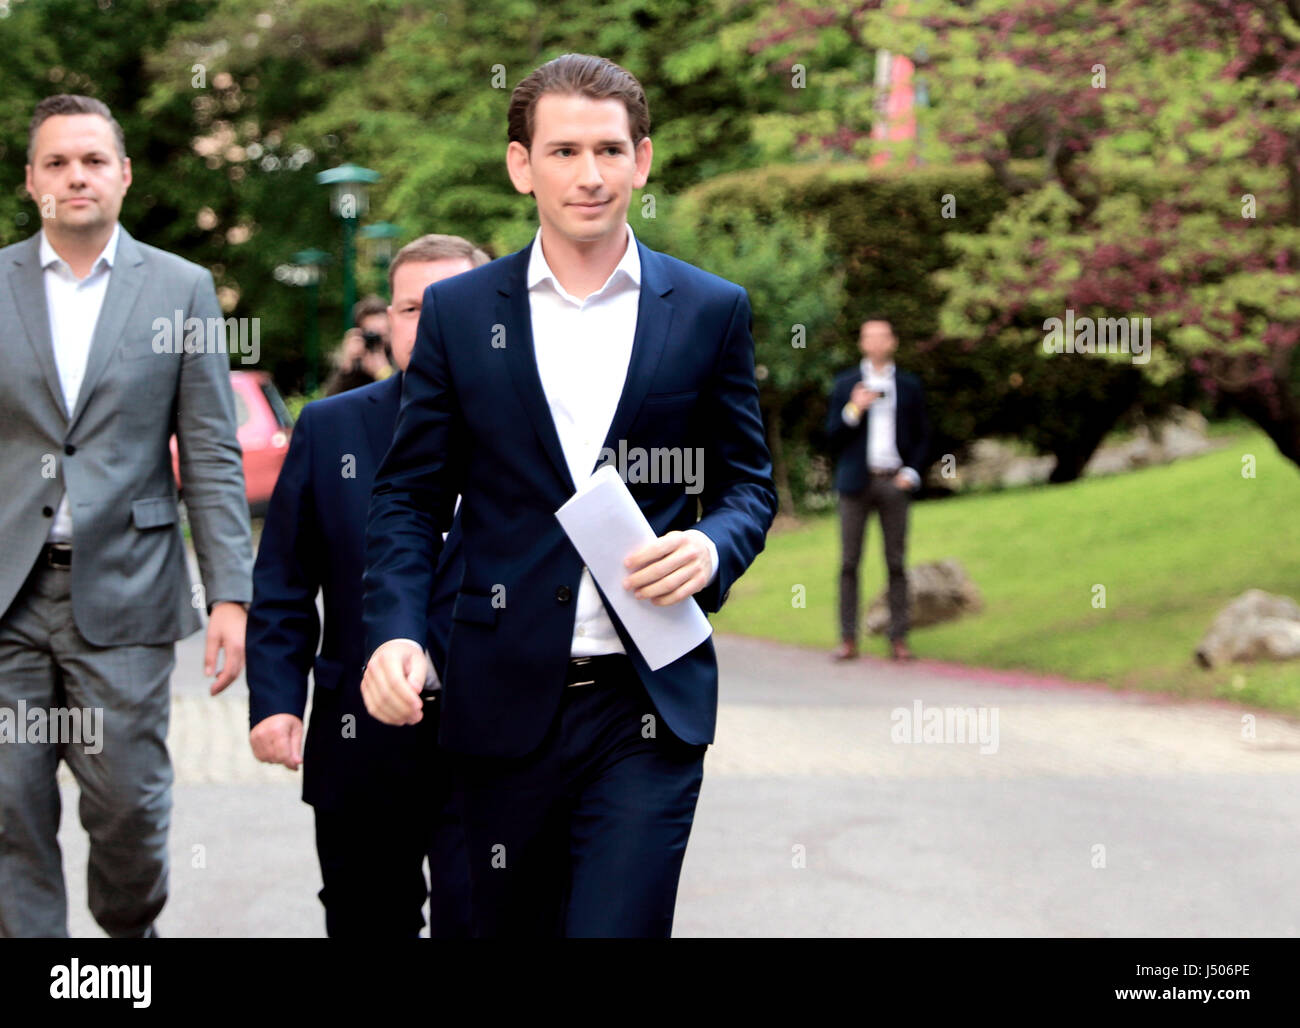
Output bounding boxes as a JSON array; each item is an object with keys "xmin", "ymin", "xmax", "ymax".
[{"xmin": 171, "ymin": 370, "xmax": 294, "ymax": 513}]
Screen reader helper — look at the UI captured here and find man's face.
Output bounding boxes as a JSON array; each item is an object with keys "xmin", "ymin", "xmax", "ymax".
[
  {"xmin": 506, "ymin": 92, "xmax": 651, "ymax": 248},
  {"xmin": 388, "ymin": 258, "xmax": 476, "ymax": 372},
  {"xmin": 26, "ymin": 114, "xmax": 131, "ymax": 235},
  {"xmin": 860, "ymin": 320, "xmax": 897, "ymax": 363}
]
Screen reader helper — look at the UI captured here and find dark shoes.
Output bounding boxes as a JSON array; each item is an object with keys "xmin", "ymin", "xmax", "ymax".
[
  {"xmin": 831, "ymin": 641, "xmax": 859, "ymax": 661},
  {"xmin": 834, "ymin": 639, "xmax": 916, "ymax": 661},
  {"xmin": 890, "ymin": 639, "xmax": 915, "ymax": 662}
]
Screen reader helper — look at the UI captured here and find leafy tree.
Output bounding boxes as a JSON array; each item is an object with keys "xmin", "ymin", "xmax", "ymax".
[
  {"xmin": 859, "ymin": 0, "xmax": 1300, "ymax": 472},
  {"xmin": 639, "ymin": 200, "xmax": 846, "ymax": 512},
  {"xmin": 0, "ymin": 0, "xmax": 215, "ymax": 247},
  {"xmin": 133, "ymin": 0, "xmax": 842, "ymax": 388},
  {"xmin": 141, "ymin": 0, "xmax": 403, "ymax": 383}
]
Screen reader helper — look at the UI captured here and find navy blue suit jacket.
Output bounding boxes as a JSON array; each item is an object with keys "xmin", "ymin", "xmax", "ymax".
[
  {"xmin": 824, "ymin": 366, "xmax": 931, "ymax": 494},
  {"xmin": 363, "ymin": 234, "xmax": 777, "ymax": 759},
  {"xmin": 247, "ymin": 373, "xmax": 463, "ymax": 810}
]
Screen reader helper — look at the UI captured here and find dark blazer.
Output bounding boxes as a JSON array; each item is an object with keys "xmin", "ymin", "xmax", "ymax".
[
  {"xmin": 824, "ymin": 365, "xmax": 930, "ymax": 494},
  {"xmin": 364, "ymin": 235, "xmax": 778, "ymax": 760},
  {"xmin": 246, "ymin": 373, "xmax": 463, "ymax": 810}
]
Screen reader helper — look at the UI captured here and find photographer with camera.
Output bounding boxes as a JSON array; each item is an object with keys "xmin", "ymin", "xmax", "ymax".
[{"xmin": 324, "ymin": 295, "xmax": 392, "ymax": 396}]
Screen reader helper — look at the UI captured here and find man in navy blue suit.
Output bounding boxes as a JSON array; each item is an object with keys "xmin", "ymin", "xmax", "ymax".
[
  {"xmin": 246, "ymin": 234, "xmax": 489, "ymax": 937},
  {"xmin": 361, "ymin": 53, "xmax": 777, "ymax": 937},
  {"xmin": 824, "ymin": 317, "xmax": 931, "ymax": 662}
]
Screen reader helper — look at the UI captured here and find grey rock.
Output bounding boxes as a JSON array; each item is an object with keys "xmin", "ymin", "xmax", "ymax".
[
  {"xmin": 940, "ymin": 407, "xmax": 1214, "ymax": 491},
  {"xmin": 865, "ymin": 559, "xmax": 983, "ymax": 635},
  {"xmin": 1195, "ymin": 589, "xmax": 1300, "ymax": 668}
]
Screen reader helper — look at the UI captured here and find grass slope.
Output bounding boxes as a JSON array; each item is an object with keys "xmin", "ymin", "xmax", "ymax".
[{"xmin": 713, "ymin": 430, "xmax": 1300, "ymax": 714}]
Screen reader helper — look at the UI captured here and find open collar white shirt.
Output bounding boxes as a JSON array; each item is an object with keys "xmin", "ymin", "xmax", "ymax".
[
  {"xmin": 41, "ymin": 222, "xmax": 121, "ymax": 542},
  {"xmin": 407, "ymin": 222, "xmax": 720, "ymax": 685},
  {"xmin": 528, "ymin": 222, "xmax": 640, "ymax": 657},
  {"xmin": 860, "ymin": 358, "xmax": 902, "ymax": 474},
  {"xmin": 527, "ymin": 221, "xmax": 716, "ymax": 658}
]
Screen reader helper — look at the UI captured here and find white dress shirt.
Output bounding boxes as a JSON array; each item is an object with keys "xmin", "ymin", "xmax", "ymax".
[
  {"xmin": 841, "ymin": 359, "xmax": 920, "ymax": 489},
  {"xmin": 528, "ymin": 221, "xmax": 717, "ymax": 657},
  {"xmin": 41, "ymin": 223, "xmax": 121, "ymax": 542},
  {"xmin": 401, "ymin": 222, "xmax": 718, "ymax": 686}
]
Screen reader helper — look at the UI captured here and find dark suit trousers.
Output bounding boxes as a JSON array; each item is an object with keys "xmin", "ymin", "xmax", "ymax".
[
  {"xmin": 312, "ymin": 701, "xmax": 470, "ymax": 938},
  {"xmin": 838, "ymin": 476, "xmax": 911, "ymax": 642},
  {"xmin": 451, "ymin": 657, "xmax": 706, "ymax": 938}
]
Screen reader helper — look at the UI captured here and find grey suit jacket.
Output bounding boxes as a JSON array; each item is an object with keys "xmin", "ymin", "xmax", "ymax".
[{"xmin": 0, "ymin": 226, "xmax": 252, "ymax": 646}]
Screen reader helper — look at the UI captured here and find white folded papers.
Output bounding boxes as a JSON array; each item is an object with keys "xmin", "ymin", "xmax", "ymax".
[{"xmin": 555, "ymin": 465, "xmax": 713, "ymax": 671}]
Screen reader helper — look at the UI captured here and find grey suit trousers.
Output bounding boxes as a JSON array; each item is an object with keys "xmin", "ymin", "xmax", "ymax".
[{"xmin": 0, "ymin": 557, "xmax": 175, "ymax": 938}]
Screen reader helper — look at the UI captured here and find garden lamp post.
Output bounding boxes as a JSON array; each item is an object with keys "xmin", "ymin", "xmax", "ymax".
[{"xmin": 316, "ymin": 163, "xmax": 381, "ymax": 334}]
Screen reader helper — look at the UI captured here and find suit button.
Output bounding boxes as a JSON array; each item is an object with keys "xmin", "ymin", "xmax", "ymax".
[
  {"xmin": 64, "ymin": 444, "xmax": 76, "ymax": 455},
  {"xmin": 555, "ymin": 585, "xmax": 571, "ymax": 603},
  {"xmin": 42, "ymin": 505, "xmax": 53, "ymax": 517}
]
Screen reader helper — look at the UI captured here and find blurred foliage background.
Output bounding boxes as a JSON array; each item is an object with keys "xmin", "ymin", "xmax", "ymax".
[{"xmin": 3, "ymin": 0, "xmax": 1297, "ymax": 512}]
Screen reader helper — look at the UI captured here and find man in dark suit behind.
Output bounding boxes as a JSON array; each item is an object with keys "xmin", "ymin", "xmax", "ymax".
[
  {"xmin": 824, "ymin": 316, "xmax": 931, "ymax": 662},
  {"xmin": 245, "ymin": 234, "xmax": 489, "ymax": 937},
  {"xmin": 361, "ymin": 54, "xmax": 777, "ymax": 937}
]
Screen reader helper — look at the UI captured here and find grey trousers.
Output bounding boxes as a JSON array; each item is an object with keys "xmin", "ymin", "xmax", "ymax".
[
  {"xmin": 0, "ymin": 558, "xmax": 175, "ymax": 938},
  {"xmin": 837, "ymin": 476, "xmax": 911, "ymax": 643}
]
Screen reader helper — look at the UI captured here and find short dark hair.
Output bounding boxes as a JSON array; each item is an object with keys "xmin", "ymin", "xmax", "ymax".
[
  {"xmin": 352, "ymin": 295, "xmax": 388, "ymax": 328},
  {"xmin": 861, "ymin": 315, "xmax": 894, "ymax": 332},
  {"xmin": 28, "ymin": 94, "xmax": 126, "ymax": 164},
  {"xmin": 507, "ymin": 53, "xmax": 650, "ymax": 153},
  {"xmin": 387, "ymin": 233, "xmax": 491, "ymax": 294}
]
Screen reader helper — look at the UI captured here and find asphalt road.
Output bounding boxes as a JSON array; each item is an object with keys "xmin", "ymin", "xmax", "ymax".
[{"xmin": 55, "ymin": 626, "xmax": 1300, "ymax": 937}]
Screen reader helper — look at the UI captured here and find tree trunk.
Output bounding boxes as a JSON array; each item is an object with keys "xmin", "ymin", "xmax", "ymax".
[
  {"xmin": 1047, "ymin": 376, "xmax": 1141, "ymax": 483},
  {"xmin": 1223, "ymin": 382, "xmax": 1300, "ymax": 470},
  {"xmin": 765, "ymin": 404, "xmax": 796, "ymax": 515},
  {"xmin": 1048, "ymin": 425, "xmax": 1112, "ymax": 483}
]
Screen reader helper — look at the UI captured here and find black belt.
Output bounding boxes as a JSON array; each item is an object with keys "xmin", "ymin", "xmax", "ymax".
[
  {"xmin": 565, "ymin": 653, "xmax": 631, "ymax": 687},
  {"xmin": 41, "ymin": 543, "xmax": 72, "ymax": 569},
  {"xmin": 870, "ymin": 468, "xmax": 900, "ymax": 478}
]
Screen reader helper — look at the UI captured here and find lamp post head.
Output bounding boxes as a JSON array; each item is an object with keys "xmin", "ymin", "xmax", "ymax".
[
  {"xmin": 359, "ymin": 221, "xmax": 402, "ymax": 267},
  {"xmin": 316, "ymin": 164, "xmax": 380, "ymax": 220}
]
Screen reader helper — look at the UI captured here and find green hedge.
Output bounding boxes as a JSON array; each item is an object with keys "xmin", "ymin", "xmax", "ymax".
[{"xmin": 639, "ymin": 160, "xmax": 1188, "ymax": 508}]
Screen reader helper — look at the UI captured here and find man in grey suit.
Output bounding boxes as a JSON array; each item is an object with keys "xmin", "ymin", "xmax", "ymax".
[{"xmin": 0, "ymin": 95, "xmax": 252, "ymax": 937}]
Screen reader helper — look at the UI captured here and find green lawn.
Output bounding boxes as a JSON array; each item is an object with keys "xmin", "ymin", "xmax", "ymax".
[{"xmin": 714, "ymin": 429, "xmax": 1300, "ymax": 714}]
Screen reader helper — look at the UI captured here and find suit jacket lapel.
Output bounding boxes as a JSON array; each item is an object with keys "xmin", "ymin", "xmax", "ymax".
[
  {"xmin": 7, "ymin": 234, "xmax": 66, "ymax": 421},
  {"xmin": 497, "ymin": 235, "xmax": 677, "ymax": 497},
  {"xmin": 69, "ymin": 227, "xmax": 146, "ymax": 431},
  {"xmin": 362, "ymin": 373, "xmax": 403, "ymax": 469},
  {"xmin": 497, "ymin": 244, "xmax": 576, "ymax": 496},
  {"xmin": 597, "ymin": 240, "xmax": 673, "ymax": 464}
]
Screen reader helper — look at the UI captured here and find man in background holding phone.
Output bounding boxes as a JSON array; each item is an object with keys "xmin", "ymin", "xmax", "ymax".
[{"xmin": 824, "ymin": 316, "xmax": 930, "ymax": 663}]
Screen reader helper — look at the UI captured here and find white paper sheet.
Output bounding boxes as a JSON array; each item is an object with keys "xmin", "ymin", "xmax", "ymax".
[{"xmin": 554, "ymin": 465, "xmax": 713, "ymax": 671}]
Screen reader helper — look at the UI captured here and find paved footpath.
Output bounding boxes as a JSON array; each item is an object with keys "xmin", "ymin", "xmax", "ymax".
[{"xmin": 58, "ymin": 631, "xmax": 1300, "ymax": 937}]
